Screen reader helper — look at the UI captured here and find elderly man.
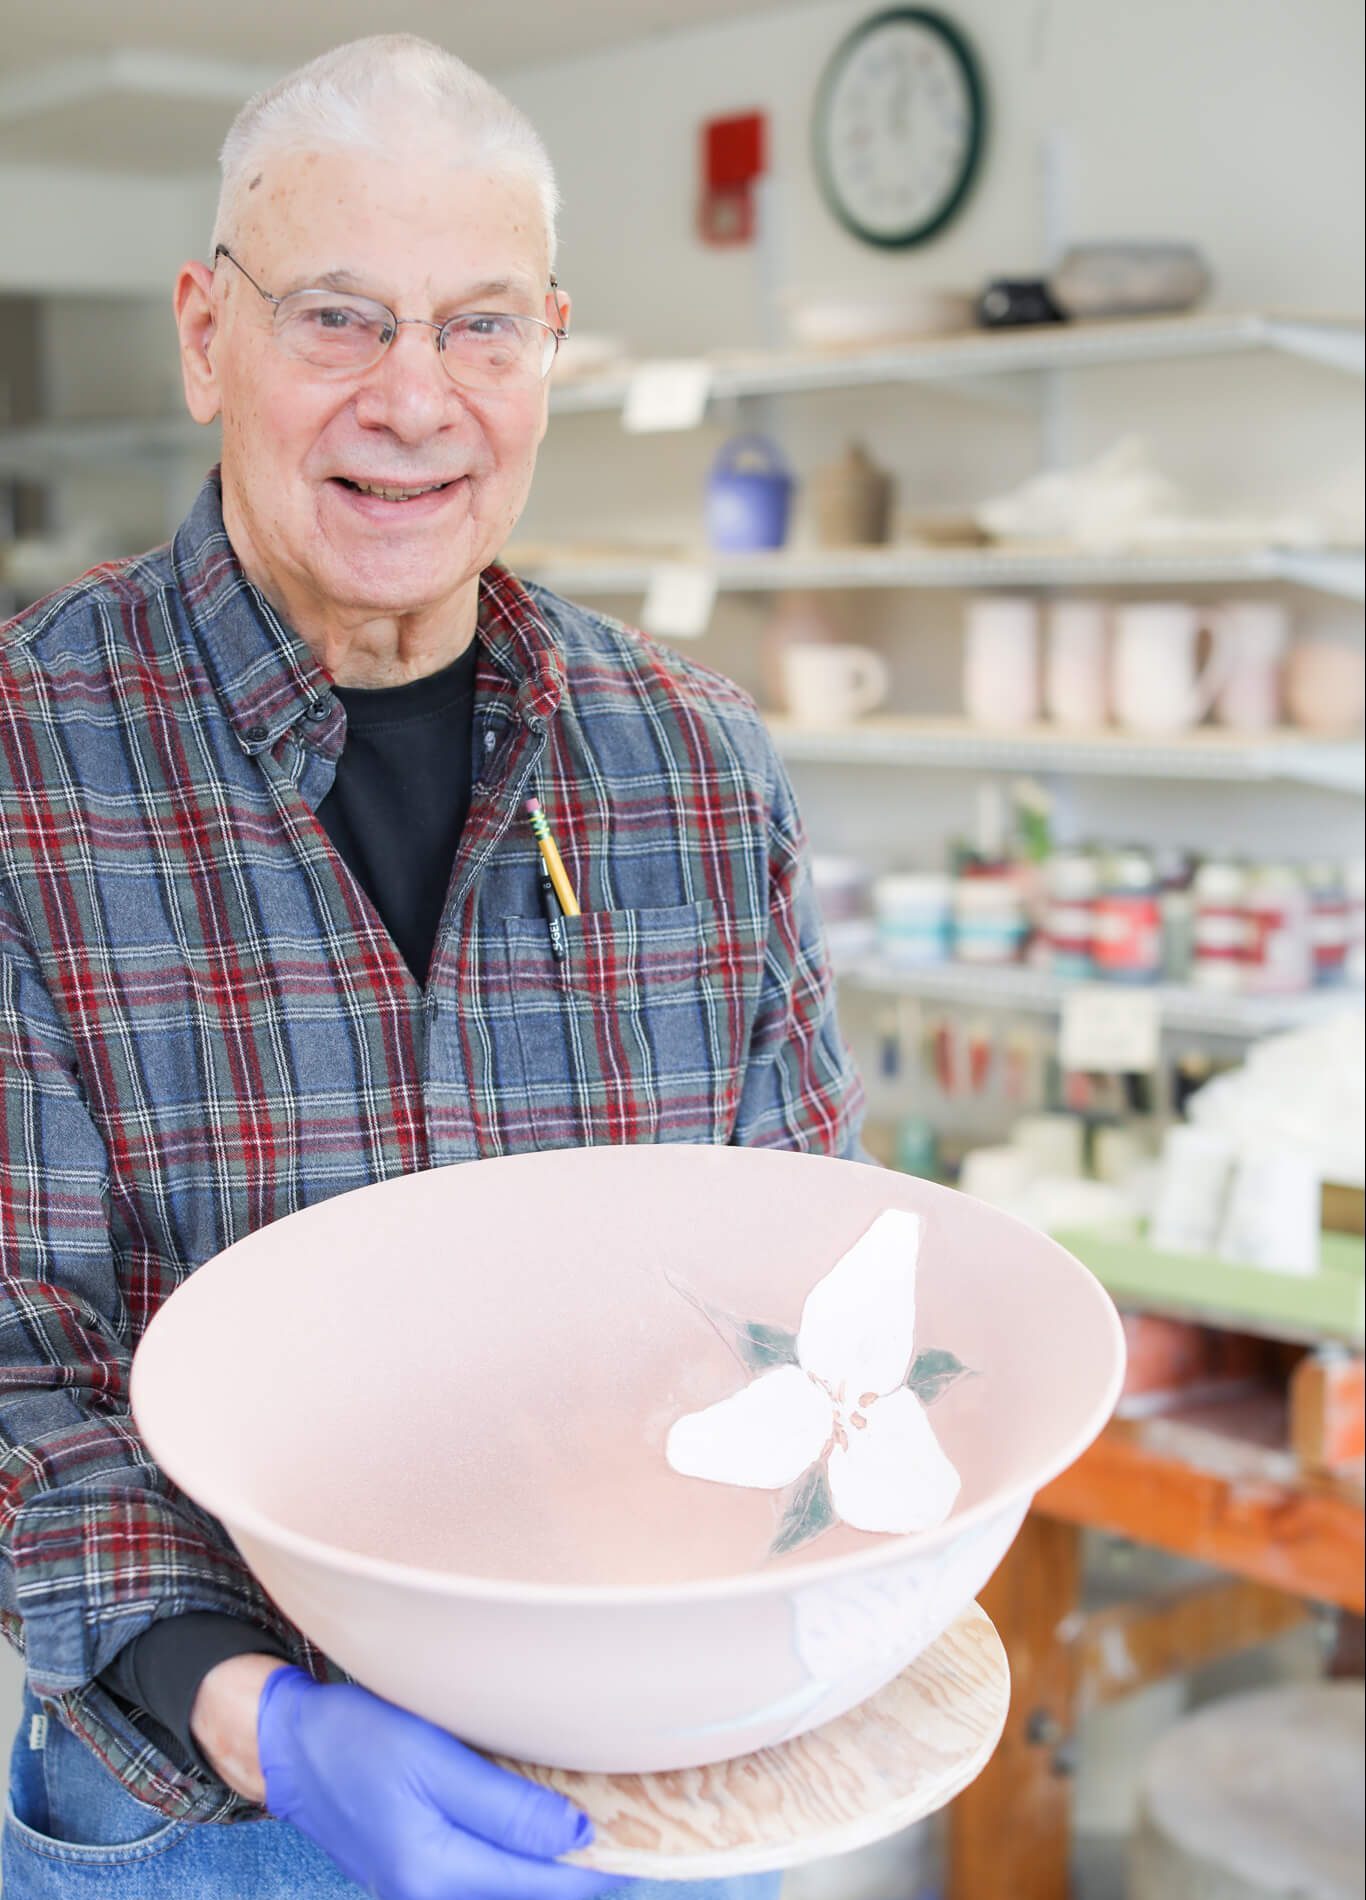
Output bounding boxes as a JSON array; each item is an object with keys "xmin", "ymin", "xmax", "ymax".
[{"xmin": 0, "ymin": 32, "xmax": 863, "ymax": 1900}]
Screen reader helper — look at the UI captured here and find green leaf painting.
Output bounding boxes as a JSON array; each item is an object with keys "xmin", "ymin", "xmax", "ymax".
[
  {"xmin": 769, "ymin": 1464, "xmax": 836, "ymax": 1558},
  {"xmin": 737, "ymin": 1319, "xmax": 801, "ymax": 1370},
  {"xmin": 665, "ymin": 1274, "xmax": 799, "ymax": 1372},
  {"xmin": 906, "ymin": 1348, "xmax": 972, "ymax": 1404}
]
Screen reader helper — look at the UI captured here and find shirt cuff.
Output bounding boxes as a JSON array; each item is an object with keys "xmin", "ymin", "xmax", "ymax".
[{"xmin": 99, "ymin": 1613, "xmax": 291, "ymax": 1776}]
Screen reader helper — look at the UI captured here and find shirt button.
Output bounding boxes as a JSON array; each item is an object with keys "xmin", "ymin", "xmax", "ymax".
[
  {"xmin": 305, "ymin": 699, "xmax": 332, "ymax": 723},
  {"xmin": 244, "ymin": 724, "xmax": 269, "ymax": 744}
]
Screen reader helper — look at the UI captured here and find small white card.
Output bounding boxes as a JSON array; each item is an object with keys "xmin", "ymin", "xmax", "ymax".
[
  {"xmin": 1059, "ymin": 986, "xmax": 1160, "ymax": 1074},
  {"xmin": 622, "ymin": 360, "xmax": 712, "ymax": 433},
  {"xmin": 641, "ymin": 564, "xmax": 717, "ymax": 640}
]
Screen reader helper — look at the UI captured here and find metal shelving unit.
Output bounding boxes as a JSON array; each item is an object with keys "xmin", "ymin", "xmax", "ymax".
[
  {"xmin": 549, "ymin": 310, "xmax": 1366, "ymax": 415},
  {"xmin": 3, "ymin": 312, "xmax": 1359, "ymax": 475},
  {"xmin": 834, "ymin": 954, "xmax": 1361, "ymax": 1039},
  {"xmin": 512, "ymin": 543, "xmax": 1365, "ymax": 604},
  {"xmin": 766, "ymin": 716, "xmax": 1365, "ymax": 793}
]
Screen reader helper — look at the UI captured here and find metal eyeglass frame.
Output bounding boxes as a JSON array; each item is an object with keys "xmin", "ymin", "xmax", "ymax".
[{"xmin": 212, "ymin": 244, "xmax": 569, "ymax": 382}]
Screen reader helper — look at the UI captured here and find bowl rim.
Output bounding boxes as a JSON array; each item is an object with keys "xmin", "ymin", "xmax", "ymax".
[{"xmin": 132, "ymin": 1161, "xmax": 1128, "ymax": 1610}]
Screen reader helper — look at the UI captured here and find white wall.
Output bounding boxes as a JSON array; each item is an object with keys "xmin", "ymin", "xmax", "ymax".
[
  {"xmin": 503, "ymin": 0, "xmax": 1364, "ymax": 350},
  {"xmin": 500, "ymin": 0, "xmax": 1364, "ymax": 877}
]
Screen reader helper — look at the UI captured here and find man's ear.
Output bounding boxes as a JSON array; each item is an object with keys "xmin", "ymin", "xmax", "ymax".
[{"xmin": 174, "ymin": 260, "xmax": 223, "ymax": 426}]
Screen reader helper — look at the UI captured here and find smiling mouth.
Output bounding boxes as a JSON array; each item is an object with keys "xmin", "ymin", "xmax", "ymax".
[{"xmin": 332, "ymin": 477, "xmax": 462, "ymax": 501}]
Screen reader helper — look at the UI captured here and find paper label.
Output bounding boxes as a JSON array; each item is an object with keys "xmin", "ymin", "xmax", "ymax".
[
  {"xmin": 640, "ymin": 564, "xmax": 717, "ymax": 640},
  {"xmin": 1059, "ymin": 985, "xmax": 1160, "ymax": 1074},
  {"xmin": 622, "ymin": 360, "xmax": 712, "ymax": 433}
]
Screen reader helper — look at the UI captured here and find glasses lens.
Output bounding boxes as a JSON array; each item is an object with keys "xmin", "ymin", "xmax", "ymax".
[
  {"xmin": 275, "ymin": 293, "xmax": 394, "ymax": 369},
  {"xmin": 439, "ymin": 314, "xmax": 555, "ymax": 389}
]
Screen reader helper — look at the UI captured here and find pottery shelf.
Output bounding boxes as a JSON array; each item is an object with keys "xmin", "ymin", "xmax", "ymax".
[
  {"xmin": 3, "ymin": 314, "xmax": 1359, "ymax": 477},
  {"xmin": 833, "ymin": 953, "xmax": 1362, "ymax": 1041},
  {"xmin": 766, "ymin": 715, "xmax": 1365, "ymax": 794},
  {"xmin": 549, "ymin": 311, "xmax": 1366, "ymax": 415},
  {"xmin": 0, "ymin": 415, "xmax": 216, "ymax": 477},
  {"xmin": 1049, "ymin": 1226, "xmax": 1365, "ymax": 1350},
  {"xmin": 511, "ymin": 544, "xmax": 1366, "ymax": 605}
]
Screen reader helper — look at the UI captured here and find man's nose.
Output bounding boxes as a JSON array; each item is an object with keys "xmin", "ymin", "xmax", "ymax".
[{"xmin": 353, "ymin": 322, "xmax": 464, "ymax": 438}]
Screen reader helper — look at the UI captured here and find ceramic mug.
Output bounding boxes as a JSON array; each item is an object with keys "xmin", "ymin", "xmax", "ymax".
[
  {"xmin": 963, "ymin": 596, "xmax": 1041, "ymax": 728},
  {"xmin": 1285, "ymin": 639, "xmax": 1366, "ymax": 737},
  {"xmin": 779, "ymin": 642, "xmax": 890, "ymax": 726},
  {"xmin": 1044, "ymin": 600, "xmax": 1109, "ymax": 728},
  {"xmin": 1110, "ymin": 602, "xmax": 1230, "ymax": 733},
  {"xmin": 1211, "ymin": 601, "xmax": 1288, "ymax": 732}
]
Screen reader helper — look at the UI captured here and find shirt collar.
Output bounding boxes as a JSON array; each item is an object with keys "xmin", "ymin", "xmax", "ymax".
[{"xmin": 171, "ymin": 465, "xmax": 564, "ymax": 758}]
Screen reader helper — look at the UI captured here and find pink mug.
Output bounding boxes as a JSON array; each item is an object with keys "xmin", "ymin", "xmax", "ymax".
[
  {"xmin": 1285, "ymin": 639, "xmax": 1366, "ymax": 737},
  {"xmin": 1212, "ymin": 602, "xmax": 1288, "ymax": 732},
  {"xmin": 1111, "ymin": 602, "xmax": 1231, "ymax": 733},
  {"xmin": 1045, "ymin": 600, "xmax": 1109, "ymax": 728},
  {"xmin": 963, "ymin": 596, "xmax": 1041, "ymax": 728}
]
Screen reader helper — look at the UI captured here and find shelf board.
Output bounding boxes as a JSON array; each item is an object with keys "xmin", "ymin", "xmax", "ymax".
[
  {"xmin": 4, "ymin": 311, "xmax": 1359, "ymax": 473},
  {"xmin": 512, "ymin": 543, "xmax": 1365, "ymax": 604},
  {"xmin": 835, "ymin": 954, "xmax": 1363, "ymax": 1039},
  {"xmin": 550, "ymin": 311, "xmax": 1366, "ymax": 414},
  {"xmin": 0, "ymin": 415, "xmax": 214, "ymax": 477},
  {"xmin": 1052, "ymin": 1226, "xmax": 1365, "ymax": 1349},
  {"xmin": 767, "ymin": 716, "xmax": 1365, "ymax": 793}
]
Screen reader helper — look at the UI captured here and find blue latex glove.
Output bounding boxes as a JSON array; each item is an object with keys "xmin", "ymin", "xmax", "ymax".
[{"xmin": 258, "ymin": 1664, "xmax": 629, "ymax": 1899}]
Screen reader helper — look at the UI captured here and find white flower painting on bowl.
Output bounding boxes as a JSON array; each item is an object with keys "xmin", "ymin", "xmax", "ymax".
[{"xmin": 666, "ymin": 1208, "xmax": 968, "ymax": 1557}]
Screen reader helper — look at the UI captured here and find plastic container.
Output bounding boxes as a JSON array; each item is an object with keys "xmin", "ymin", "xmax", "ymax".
[
  {"xmin": 873, "ymin": 872, "xmax": 953, "ymax": 967},
  {"xmin": 1242, "ymin": 864, "xmax": 1313, "ymax": 995},
  {"xmin": 1305, "ymin": 861, "xmax": 1349, "ymax": 988},
  {"xmin": 1191, "ymin": 860, "xmax": 1248, "ymax": 994},
  {"xmin": 705, "ymin": 434, "xmax": 794, "ymax": 552},
  {"xmin": 952, "ymin": 867, "xmax": 1029, "ymax": 965},
  {"xmin": 1044, "ymin": 851, "xmax": 1098, "ymax": 980},
  {"xmin": 1092, "ymin": 850, "xmax": 1163, "ymax": 984},
  {"xmin": 1347, "ymin": 860, "xmax": 1366, "ymax": 988},
  {"xmin": 1155, "ymin": 849, "xmax": 1196, "ymax": 985}
]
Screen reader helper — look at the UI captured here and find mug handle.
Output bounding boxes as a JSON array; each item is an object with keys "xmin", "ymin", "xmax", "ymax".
[
  {"xmin": 848, "ymin": 648, "xmax": 891, "ymax": 715},
  {"xmin": 1188, "ymin": 610, "xmax": 1237, "ymax": 723}
]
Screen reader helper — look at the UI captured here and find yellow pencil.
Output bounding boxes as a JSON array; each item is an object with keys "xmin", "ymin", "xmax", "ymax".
[{"xmin": 524, "ymin": 798, "xmax": 580, "ymax": 917}]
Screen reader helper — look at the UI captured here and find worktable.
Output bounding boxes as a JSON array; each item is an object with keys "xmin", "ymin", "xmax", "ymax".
[{"xmin": 947, "ymin": 1384, "xmax": 1365, "ymax": 1900}]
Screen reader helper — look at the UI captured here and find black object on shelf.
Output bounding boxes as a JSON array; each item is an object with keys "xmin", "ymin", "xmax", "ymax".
[{"xmin": 976, "ymin": 278, "xmax": 1067, "ymax": 328}]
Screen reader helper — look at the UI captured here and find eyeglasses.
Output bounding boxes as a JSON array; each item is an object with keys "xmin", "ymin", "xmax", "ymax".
[{"xmin": 212, "ymin": 245, "xmax": 568, "ymax": 392}]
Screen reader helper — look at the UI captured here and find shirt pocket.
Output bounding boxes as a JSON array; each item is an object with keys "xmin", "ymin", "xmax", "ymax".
[{"xmin": 504, "ymin": 900, "xmax": 742, "ymax": 1145}]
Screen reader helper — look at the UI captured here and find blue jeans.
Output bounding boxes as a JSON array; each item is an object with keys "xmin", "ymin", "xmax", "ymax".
[{"xmin": 3, "ymin": 1685, "xmax": 781, "ymax": 1898}]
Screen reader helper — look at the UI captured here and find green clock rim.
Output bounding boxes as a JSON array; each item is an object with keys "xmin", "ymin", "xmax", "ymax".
[{"xmin": 812, "ymin": 5, "xmax": 987, "ymax": 251}]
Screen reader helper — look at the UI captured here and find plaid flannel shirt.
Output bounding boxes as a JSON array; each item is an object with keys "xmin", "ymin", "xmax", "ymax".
[{"xmin": 0, "ymin": 467, "xmax": 864, "ymax": 1823}]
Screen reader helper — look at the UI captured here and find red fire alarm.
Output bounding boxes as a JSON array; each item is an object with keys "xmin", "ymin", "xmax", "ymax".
[{"xmin": 698, "ymin": 110, "xmax": 767, "ymax": 246}]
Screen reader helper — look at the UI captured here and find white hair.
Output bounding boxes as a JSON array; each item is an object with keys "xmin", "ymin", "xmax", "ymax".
[{"xmin": 211, "ymin": 33, "xmax": 560, "ymax": 263}]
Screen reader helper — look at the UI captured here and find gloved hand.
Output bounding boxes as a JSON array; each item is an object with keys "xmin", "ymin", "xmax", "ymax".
[{"xmin": 258, "ymin": 1664, "xmax": 629, "ymax": 1899}]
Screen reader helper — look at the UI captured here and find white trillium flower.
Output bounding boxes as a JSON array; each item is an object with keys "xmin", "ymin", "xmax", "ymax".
[{"xmin": 666, "ymin": 1209, "xmax": 961, "ymax": 1537}]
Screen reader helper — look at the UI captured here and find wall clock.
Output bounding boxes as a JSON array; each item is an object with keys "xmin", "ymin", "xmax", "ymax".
[{"xmin": 813, "ymin": 7, "xmax": 986, "ymax": 250}]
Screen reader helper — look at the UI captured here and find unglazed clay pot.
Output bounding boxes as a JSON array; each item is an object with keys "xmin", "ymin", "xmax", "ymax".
[{"xmin": 131, "ymin": 1145, "xmax": 1124, "ymax": 1773}]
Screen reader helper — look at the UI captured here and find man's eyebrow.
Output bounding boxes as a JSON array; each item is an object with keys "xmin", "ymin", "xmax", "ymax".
[{"xmin": 283, "ymin": 267, "xmax": 540, "ymax": 305}]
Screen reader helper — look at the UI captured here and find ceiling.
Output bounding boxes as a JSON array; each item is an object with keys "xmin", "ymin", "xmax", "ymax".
[
  {"xmin": 0, "ymin": 0, "xmax": 810, "ymax": 175},
  {"xmin": 1, "ymin": 0, "xmax": 806, "ymax": 84}
]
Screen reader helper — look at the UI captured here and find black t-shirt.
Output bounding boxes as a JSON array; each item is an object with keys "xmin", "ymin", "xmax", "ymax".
[
  {"xmin": 101, "ymin": 641, "xmax": 478, "ymax": 1769},
  {"xmin": 317, "ymin": 639, "xmax": 479, "ymax": 983}
]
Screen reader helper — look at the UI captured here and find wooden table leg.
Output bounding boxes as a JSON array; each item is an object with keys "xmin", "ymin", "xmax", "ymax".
[{"xmin": 948, "ymin": 1514, "xmax": 1082, "ymax": 1900}]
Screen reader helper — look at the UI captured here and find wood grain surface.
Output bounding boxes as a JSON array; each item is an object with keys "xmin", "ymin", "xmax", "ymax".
[{"xmin": 493, "ymin": 1600, "xmax": 1009, "ymax": 1879}]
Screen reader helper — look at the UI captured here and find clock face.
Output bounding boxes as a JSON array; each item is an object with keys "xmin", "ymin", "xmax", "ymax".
[{"xmin": 814, "ymin": 7, "xmax": 985, "ymax": 249}]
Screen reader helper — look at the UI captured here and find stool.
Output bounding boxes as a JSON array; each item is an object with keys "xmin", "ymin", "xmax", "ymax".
[{"xmin": 1130, "ymin": 1682, "xmax": 1365, "ymax": 1899}]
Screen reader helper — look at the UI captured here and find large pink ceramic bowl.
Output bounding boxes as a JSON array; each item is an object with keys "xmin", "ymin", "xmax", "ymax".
[{"xmin": 131, "ymin": 1145, "xmax": 1124, "ymax": 1773}]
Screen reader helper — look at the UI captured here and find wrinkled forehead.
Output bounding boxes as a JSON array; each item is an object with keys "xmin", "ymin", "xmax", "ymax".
[{"xmin": 233, "ymin": 142, "xmax": 551, "ymax": 302}]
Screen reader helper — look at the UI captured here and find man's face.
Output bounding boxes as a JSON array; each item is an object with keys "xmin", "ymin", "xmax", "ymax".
[{"xmin": 180, "ymin": 145, "xmax": 560, "ymax": 625}]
